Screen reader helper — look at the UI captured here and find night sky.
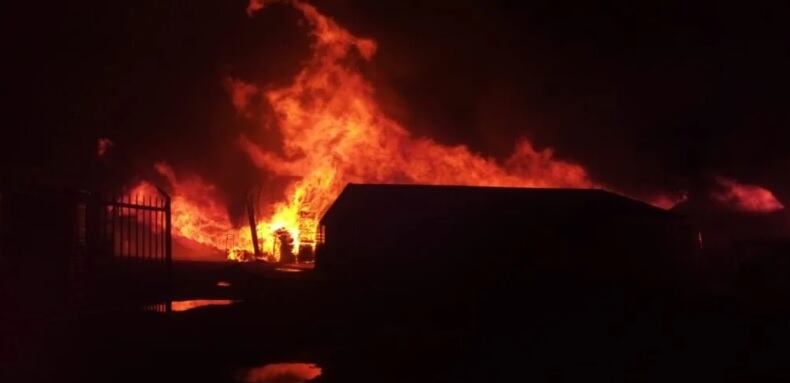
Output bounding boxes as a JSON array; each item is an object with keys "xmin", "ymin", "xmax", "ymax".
[{"xmin": 3, "ymin": 0, "xmax": 788, "ymax": 210}]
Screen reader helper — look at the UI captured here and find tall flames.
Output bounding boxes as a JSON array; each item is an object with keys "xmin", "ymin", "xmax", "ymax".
[
  {"xmin": 229, "ymin": 0, "xmax": 592, "ymax": 260},
  {"xmin": 128, "ymin": 0, "xmax": 710, "ymax": 262}
]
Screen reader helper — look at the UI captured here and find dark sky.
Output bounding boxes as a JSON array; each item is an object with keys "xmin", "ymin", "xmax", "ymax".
[{"xmin": 2, "ymin": 0, "xmax": 788, "ymax": 208}]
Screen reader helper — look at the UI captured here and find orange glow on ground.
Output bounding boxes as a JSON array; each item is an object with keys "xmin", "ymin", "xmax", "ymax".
[
  {"xmin": 240, "ymin": 362, "xmax": 322, "ymax": 383},
  {"xmin": 170, "ymin": 299, "xmax": 235, "ymax": 312}
]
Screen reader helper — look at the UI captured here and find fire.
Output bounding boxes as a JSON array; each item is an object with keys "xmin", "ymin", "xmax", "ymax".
[
  {"xmin": 129, "ymin": 0, "xmax": 686, "ymax": 262},
  {"xmin": 649, "ymin": 192, "xmax": 688, "ymax": 210},
  {"xmin": 712, "ymin": 177, "xmax": 784, "ymax": 213},
  {"xmin": 131, "ymin": 164, "xmax": 235, "ymax": 250},
  {"xmin": 230, "ymin": 0, "xmax": 593, "ymax": 260}
]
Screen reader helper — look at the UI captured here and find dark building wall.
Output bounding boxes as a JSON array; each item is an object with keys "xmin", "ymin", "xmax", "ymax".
[{"xmin": 318, "ymin": 184, "xmax": 698, "ymax": 289}]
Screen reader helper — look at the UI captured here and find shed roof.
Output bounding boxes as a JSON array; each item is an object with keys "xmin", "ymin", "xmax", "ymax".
[{"xmin": 321, "ymin": 183, "xmax": 674, "ymax": 226}]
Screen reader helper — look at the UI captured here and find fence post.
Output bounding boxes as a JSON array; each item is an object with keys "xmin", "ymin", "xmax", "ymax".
[
  {"xmin": 247, "ymin": 194, "xmax": 261, "ymax": 257},
  {"xmin": 163, "ymin": 192, "xmax": 172, "ymax": 270}
]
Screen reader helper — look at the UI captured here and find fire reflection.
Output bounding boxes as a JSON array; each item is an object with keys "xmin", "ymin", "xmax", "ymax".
[
  {"xmin": 170, "ymin": 299, "xmax": 236, "ymax": 312},
  {"xmin": 239, "ymin": 362, "xmax": 322, "ymax": 383}
]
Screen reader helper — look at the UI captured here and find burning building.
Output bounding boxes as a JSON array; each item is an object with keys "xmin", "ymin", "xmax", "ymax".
[
  {"xmin": 123, "ymin": 0, "xmax": 694, "ymax": 263},
  {"xmin": 12, "ymin": 0, "xmax": 780, "ymax": 271}
]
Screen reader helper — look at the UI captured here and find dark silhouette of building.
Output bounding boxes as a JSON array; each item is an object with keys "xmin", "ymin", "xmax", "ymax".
[{"xmin": 318, "ymin": 184, "xmax": 698, "ymax": 290}]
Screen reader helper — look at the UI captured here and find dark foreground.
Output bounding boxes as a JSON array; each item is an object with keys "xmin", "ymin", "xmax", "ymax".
[{"xmin": 3, "ymin": 260, "xmax": 790, "ymax": 382}]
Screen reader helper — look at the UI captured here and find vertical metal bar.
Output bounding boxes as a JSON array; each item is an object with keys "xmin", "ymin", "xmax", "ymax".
[
  {"xmin": 164, "ymin": 193, "xmax": 172, "ymax": 269},
  {"xmin": 117, "ymin": 199, "xmax": 121, "ymax": 257},
  {"xmin": 131, "ymin": 195, "xmax": 135, "ymax": 258},
  {"xmin": 141, "ymin": 196, "xmax": 145, "ymax": 259},
  {"xmin": 126, "ymin": 194, "xmax": 131, "ymax": 258},
  {"xmin": 152, "ymin": 201, "xmax": 156, "ymax": 260},
  {"xmin": 155, "ymin": 202, "xmax": 159, "ymax": 260},
  {"xmin": 141, "ymin": 196, "xmax": 145, "ymax": 260},
  {"xmin": 145, "ymin": 196, "xmax": 150, "ymax": 260},
  {"xmin": 122, "ymin": 197, "xmax": 126, "ymax": 258},
  {"xmin": 148, "ymin": 197, "xmax": 156, "ymax": 258},
  {"xmin": 132, "ymin": 195, "xmax": 136, "ymax": 259},
  {"xmin": 115, "ymin": 199, "xmax": 120, "ymax": 257},
  {"xmin": 157, "ymin": 200, "xmax": 162, "ymax": 260},
  {"xmin": 96, "ymin": 196, "xmax": 102, "ymax": 252},
  {"xmin": 110, "ymin": 198, "xmax": 115, "ymax": 258},
  {"xmin": 119, "ymin": 197, "xmax": 123, "ymax": 258},
  {"xmin": 154, "ymin": 198, "xmax": 161, "ymax": 260},
  {"xmin": 160, "ymin": 200, "xmax": 165, "ymax": 261},
  {"xmin": 120, "ymin": 198, "xmax": 124, "ymax": 258},
  {"xmin": 150, "ymin": 199, "xmax": 154, "ymax": 260},
  {"xmin": 103, "ymin": 196, "xmax": 108, "ymax": 257},
  {"xmin": 135, "ymin": 195, "xmax": 140, "ymax": 259}
]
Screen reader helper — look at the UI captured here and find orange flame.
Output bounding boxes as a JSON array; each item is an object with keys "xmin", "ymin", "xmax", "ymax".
[
  {"xmin": 230, "ymin": 0, "xmax": 594, "ymax": 260},
  {"xmin": 130, "ymin": 164, "xmax": 235, "ymax": 250},
  {"xmin": 131, "ymin": 1, "xmax": 685, "ymax": 261},
  {"xmin": 713, "ymin": 177, "xmax": 784, "ymax": 213},
  {"xmin": 649, "ymin": 192, "xmax": 688, "ymax": 210}
]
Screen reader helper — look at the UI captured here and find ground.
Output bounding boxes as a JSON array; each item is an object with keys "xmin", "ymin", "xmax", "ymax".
[{"xmin": 3, "ymin": 260, "xmax": 790, "ymax": 382}]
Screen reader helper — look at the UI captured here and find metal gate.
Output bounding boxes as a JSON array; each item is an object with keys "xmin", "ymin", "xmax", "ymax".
[
  {"xmin": 91, "ymin": 189, "xmax": 172, "ymax": 264},
  {"xmin": 79, "ymin": 187, "xmax": 173, "ymax": 300}
]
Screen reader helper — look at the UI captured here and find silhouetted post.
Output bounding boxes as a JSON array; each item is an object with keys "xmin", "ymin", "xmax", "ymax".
[
  {"xmin": 126, "ymin": 195, "xmax": 131, "ymax": 257},
  {"xmin": 164, "ymin": 194, "xmax": 172, "ymax": 268},
  {"xmin": 247, "ymin": 194, "xmax": 261, "ymax": 257},
  {"xmin": 154, "ymin": 187, "xmax": 173, "ymax": 273},
  {"xmin": 84, "ymin": 192, "xmax": 100, "ymax": 287},
  {"xmin": 135, "ymin": 195, "xmax": 140, "ymax": 259}
]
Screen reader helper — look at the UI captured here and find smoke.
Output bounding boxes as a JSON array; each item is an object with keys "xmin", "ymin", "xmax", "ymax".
[
  {"xmin": 246, "ymin": 0, "xmax": 267, "ymax": 16},
  {"xmin": 246, "ymin": 0, "xmax": 285, "ymax": 17},
  {"xmin": 97, "ymin": 138, "xmax": 114, "ymax": 158},
  {"xmin": 225, "ymin": 78, "xmax": 259, "ymax": 118}
]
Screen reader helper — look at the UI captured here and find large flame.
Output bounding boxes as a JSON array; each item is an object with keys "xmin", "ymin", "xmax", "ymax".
[
  {"xmin": 130, "ymin": 164, "xmax": 235, "ymax": 250},
  {"xmin": 230, "ymin": 0, "xmax": 593, "ymax": 260},
  {"xmin": 712, "ymin": 177, "xmax": 784, "ymax": 213},
  {"xmin": 131, "ymin": 0, "xmax": 684, "ymax": 262}
]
